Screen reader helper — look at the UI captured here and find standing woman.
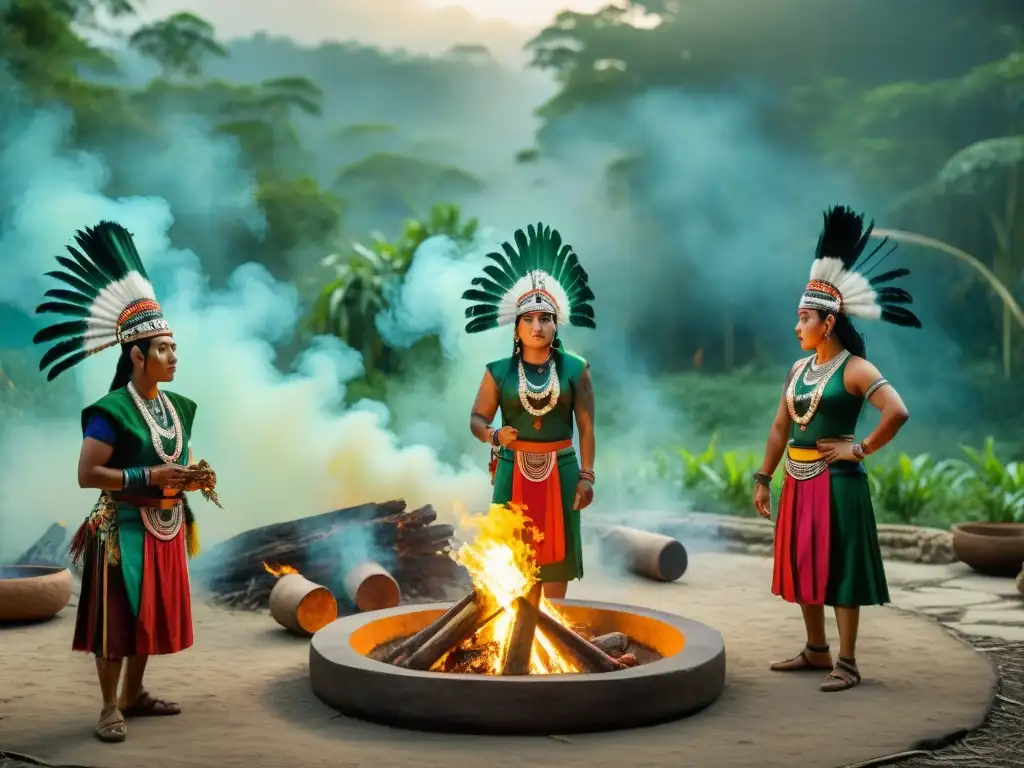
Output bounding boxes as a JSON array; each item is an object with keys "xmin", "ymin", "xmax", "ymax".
[
  {"xmin": 463, "ymin": 223, "xmax": 597, "ymax": 599},
  {"xmin": 33, "ymin": 222, "xmax": 216, "ymax": 741},
  {"xmin": 753, "ymin": 206, "xmax": 920, "ymax": 692}
]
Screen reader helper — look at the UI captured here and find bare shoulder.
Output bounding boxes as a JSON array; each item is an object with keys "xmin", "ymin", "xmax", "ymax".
[{"xmin": 844, "ymin": 355, "xmax": 882, "ymax": 381}]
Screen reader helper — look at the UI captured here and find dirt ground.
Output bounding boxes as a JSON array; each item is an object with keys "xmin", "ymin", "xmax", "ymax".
[{"xmin": 0, "ymin": 553, "xmax": 996, "ymax": 768}]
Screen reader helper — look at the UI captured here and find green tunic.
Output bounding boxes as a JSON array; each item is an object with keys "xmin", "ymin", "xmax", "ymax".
[
  {"xmin": 489, "ymin": 351, "xmax": 587, "ymax": 583},
  {"xmin": 789, "ymin": 355, "xmax": 888, "ymax": 607},
  {"xmin": 82, "ymin": 387, "xmax": 197, "ymax": 615}
]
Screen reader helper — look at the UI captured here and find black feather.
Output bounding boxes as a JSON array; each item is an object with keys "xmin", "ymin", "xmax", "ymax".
[
  {"xmin": 38, "ymin": 338, "xmax": 86, "ymax": 370},
  {"xmin": 880, "ymin": 306, "xmax": 922, "ymax": 328},
  {"xmin": 875, "ymin": 287, "xmax": 913, "ymax": 304},
  {"xmin": 35, "ymin": 301, "xmax": 90, "ymax": 317},
  {"xmin": 869, "ymin": 268, "xmax": 910, "ymax": 286},
  {"xmin": 465, "ymin": 305, "xmax": 498, "ymax": 319},
  {"xmin": 63, "ymin": 248, "xmax": 108, "ymax": 289},
  {"xmin": 568, "ymin": 314, "xmax": 596, "ymax": 329},
  {"xmin": 815, "ymin": 205, "xmax": 872, "ymax": 269},
  {"xmin": 33, "ymin": 320, "xmax": 88, "ymax": 345},
  {"xmin": 45, "ymin": 269, "xmax": 94, "ymax": 296},
  {"xmin": 43, "ymin": 288, "xmax": 91, "ymax": 306},
  {"xmin": 45, "ymin": 349, "xmax": 90, "ymax": 381}
]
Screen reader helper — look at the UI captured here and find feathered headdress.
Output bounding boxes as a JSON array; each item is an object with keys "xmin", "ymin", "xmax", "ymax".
[
  {"xmin": 799, "ymin": 205, "xmax": 921, "ymax": 328},
  {"xmin": 462, "ymin": 222, "xmax": 596, "ymax": 333},
  {"xmin": 33, "ymin": 221, "xmax": 172, "ymax": 381}
]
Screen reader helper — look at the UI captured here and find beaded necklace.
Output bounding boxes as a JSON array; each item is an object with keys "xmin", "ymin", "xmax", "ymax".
[
  {"xmin": 785, "ymin": 349, "xmax": 850, "ymax": 428},
  {"xmin": 127, "ymin": 382, "xmax": 183, "ymax": 463}
]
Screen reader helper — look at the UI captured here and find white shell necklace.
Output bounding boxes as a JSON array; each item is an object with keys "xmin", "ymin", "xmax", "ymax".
[
  {"xmin": 518, "ymin": 358, "xmax": 560, "ymax": 417},
  {"xmin": 128, "ymin": 381, "xmax": 183, "ymax": 463}
]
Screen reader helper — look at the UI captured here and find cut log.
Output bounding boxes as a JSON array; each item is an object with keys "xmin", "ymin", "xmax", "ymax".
[
  {"xmin": 591, "ymin": 631, "xmax": 630, "ymax": 655},
  {"xmin": 500, "ymin": 583, "xmax": 542, "ymax": 676},
  {"xmin": 402, "ymin": 596, "xmax": 491, "ymax": 671},
  {"xmin": 383, "ymin": 590, "xmax": 476, "ymax": 664},
  {"xmin": 16, "ymin": 522, "xmax": 69, "ymax": 566},
  {"xmin": 268, "ymin": 573, "xmax": 338, "ymax": 636},
  {"xmin": 600, "ymin": 526, "xmax": 688, "ymax": 582},
  {"xmin": 344, "ymin": 561, "xmax": 400, "ymax": 612},
  {"xmin": 536, "ymin": 609, "xmax": 625, "ymax": 673},
  {"xmin": 193, "ymin": 499, "xmax": 465, "ymax": 613}
]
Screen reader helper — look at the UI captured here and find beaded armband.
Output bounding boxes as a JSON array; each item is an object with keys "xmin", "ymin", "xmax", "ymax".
[{"xmin": 864, "ymin": 378, "xmax": 889, "ymax": 399}]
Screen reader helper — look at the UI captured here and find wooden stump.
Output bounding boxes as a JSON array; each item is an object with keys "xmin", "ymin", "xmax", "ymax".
[
  {"xmin": 344, "ymin": 561, "xmax": 400, "ymax": 612},
  {"xmin": 601, "ymin": 526, "xmax": 688, "ymax": 582},
  {"xmin": 268, "ymin": 573, "xmax": 338, "ymax": 636}
]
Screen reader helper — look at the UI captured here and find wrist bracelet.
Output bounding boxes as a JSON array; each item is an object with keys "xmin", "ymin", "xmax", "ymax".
[
  {"xmin": 852, "ymin": 443, "xmax": 865, "ymax": 460},
  {"xmin": 753, "ymin": 472, "xmax": 772, "ymax": 487},
  {"xmin": 122, "ymin": 467, "xmax": 148, "ymax": 490},
  {"xmin": 490, "ymin": 429, "xmax": 500, "ymax": 446},
  {"xmin": 579, "ymin": 468, "xmax": 595, "ymax": 484}
]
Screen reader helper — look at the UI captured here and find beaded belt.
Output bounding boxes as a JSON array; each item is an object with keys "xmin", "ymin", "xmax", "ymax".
[
  {"xmin": 784, "ymin": 445, "xmax": 828, "ymax": 481},
  {"xmin": 139, "ymin": 501, "xmax": 184, "ymax": 541},
  {"xmin": 505, "ymin": 439, "xmax": 574, "ymax": 483}
]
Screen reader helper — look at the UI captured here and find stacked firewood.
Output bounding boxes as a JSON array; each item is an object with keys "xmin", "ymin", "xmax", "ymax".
[
  {"xmin": 192, "ymin": 499, "xmax": 470, "ymax": 613},
  {"xmin": 377, "ymin": 588, "xmax": 635, "ymax": 675}
]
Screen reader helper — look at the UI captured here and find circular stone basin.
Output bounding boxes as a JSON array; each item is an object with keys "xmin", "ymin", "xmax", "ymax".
[
  {"xmin": 309, "ymin": 599, "xmax": 726, "ymax": 734},
  {"xmin": 0, "ymin": 565, "xmax": 73, "ymax": 622},
  {"xmin": 952, "ymin": 522, "xmax": 1024, "ymax": 577}
]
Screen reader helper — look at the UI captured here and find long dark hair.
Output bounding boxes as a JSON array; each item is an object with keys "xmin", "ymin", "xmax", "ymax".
[
  {"xmin": 817, "ymin": 310, "xmax": 866, "ymax": 359},
  {"xmin": 109, "ymin": 339, "xmax": 152, "ymax": 392}
]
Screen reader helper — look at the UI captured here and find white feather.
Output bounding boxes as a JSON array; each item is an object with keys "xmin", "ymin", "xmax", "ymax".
[
  {"xmin": 84, "ymin": 271, "xmax": 159, "ymax": 343},
  {"xmin": 495, "ymin": 270, "xmax": 570, "ymax": 327},
  {"xmin": 806, "ymin": 257, "xmax": 882, "ymax": 320}
]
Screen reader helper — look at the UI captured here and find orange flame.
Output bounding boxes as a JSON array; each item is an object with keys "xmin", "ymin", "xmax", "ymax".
[
  {"xmin": 262, "ymin": 561, "xmax": 299, "ymax": 578},
  {"xmin": 444, "ymin": 503, "xmax": 581, "ymax": 675}
]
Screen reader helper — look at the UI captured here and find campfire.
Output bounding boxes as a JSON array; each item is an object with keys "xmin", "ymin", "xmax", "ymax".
[{"xmin": 373, "ymin": 505, "xmax": 649, "ymax": 675}]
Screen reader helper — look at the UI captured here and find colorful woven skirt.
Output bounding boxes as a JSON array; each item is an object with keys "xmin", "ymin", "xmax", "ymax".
[
  {"xmin": 772, "ymin": 452, "xmax": 889, "ymax": 607},
  {"xmin": 73, "ymin": 505, "xmax": 194, "ymax": 658},
  {"xmin": 492, "ymin": 440, "xmax": 583, "ymax": 583}
]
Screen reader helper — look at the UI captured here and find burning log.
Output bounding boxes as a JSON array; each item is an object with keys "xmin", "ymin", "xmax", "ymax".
[
  {"xmin": 343, "ymin": 561, "xmax": 400, "ymax": 612},
  {"xmin": 382, "ymin": 590, "xmax": 477, "ymax": 664},
  {"xmin": 536, "ymin": 610, "xmax": 625, "ymax": 673},
  {"xmin": 268, "ymin": 570, "xmax": 338, "ymax": 636},
  {"xmin": 500, "ymin": 582, "xmax": 543, "ymax": 676},
  {"xmin": 591, "ymin": 631, "xmax": 630, "ymax": 655},
  {"xmin": 401, "ymin": 594, "xmax": 495, "ymax": 671},
  {"xmin": 600, "ymin": 526, "xmax": 688, "ymax": 583}
]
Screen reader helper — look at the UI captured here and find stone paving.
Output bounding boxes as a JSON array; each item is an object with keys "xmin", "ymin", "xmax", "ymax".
[{"xmin": 883, "ymin": 560, "xmax": 1024, "ymax": 642}]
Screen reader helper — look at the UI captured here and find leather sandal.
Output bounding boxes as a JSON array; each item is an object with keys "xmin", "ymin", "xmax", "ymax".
[
  {"xmin": 121, "ymin": 689, "xmax": 181, "ymax": 717},
  {"xmin": 770, "ymin": 643, "xmax": 833, "ymax": 672},
  {"xmin": 820, "ymin": 657, "xmax": 861, "ymax": 692},
  {"xmin": 95, "ymin": 706, "xmax": 127, "ymax": 743}
]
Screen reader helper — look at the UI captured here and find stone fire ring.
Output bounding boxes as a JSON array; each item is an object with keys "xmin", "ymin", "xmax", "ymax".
[{"xmin": 309, "ymin": 598, "xmax": 726, "ymax": 735}]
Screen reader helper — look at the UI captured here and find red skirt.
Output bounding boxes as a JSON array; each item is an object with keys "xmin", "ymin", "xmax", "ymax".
[
  {"xmin": 772, "ymin": 471, "xmax": 831, "ymax": 605},
  {"xmin": 73, "ymin": 528, "xmax": 193, "ymax": 659},
  {"xmin": 509, "ymin": 440, "xmax": 572, "ymax": 567}
]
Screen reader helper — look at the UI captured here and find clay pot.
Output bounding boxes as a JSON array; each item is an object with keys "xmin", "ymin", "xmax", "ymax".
[
  {"xmin": 951, "ymin": 523, "xmax": 1024, "ymax": 578},
  {"xmin": 0, "ymin": 565, "xmax": 73, "ymax": 622}
]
